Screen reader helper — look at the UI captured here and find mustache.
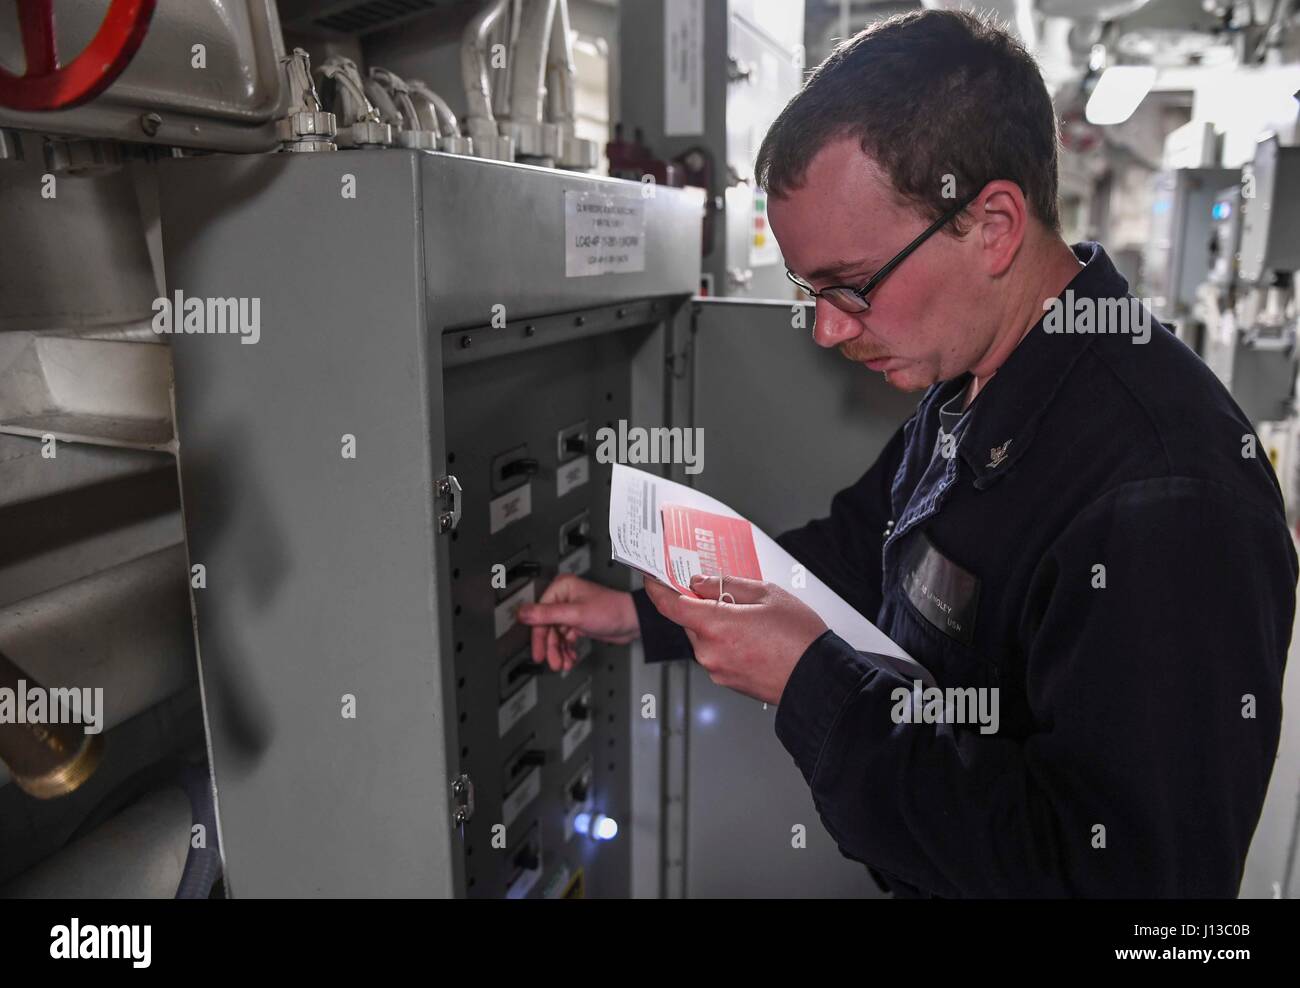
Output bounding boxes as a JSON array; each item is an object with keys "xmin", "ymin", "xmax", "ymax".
[{"xmin": 838, "ymin": 340, "xmax": 888, "ymax": 363}]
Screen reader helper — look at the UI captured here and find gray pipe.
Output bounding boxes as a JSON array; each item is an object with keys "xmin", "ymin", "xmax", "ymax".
[
  {"xmin": 508, "ymin": 0, "xmax": 558, "ymax": 127},
  {"xmin": 545, "ymin": 0, "xmax": 576, "ymax": 129},
  {"xmin": 0, "ymin": 544, "xmax": 196, "ymax": 790},
  {"xmin": 461, "ymin": 0, "xmax": 512, "ymax": 141}
]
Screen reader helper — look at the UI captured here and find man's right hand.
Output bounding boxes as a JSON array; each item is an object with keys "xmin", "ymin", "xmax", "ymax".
[{"xmin": 516, "ymin": 574, "xmax": 640, "ymax": 672}]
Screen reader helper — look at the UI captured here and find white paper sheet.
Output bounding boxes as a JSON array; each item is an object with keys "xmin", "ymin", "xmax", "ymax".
[{"xmin": 610, "ymin": 464, "xmax": 930, "ymax": 680}]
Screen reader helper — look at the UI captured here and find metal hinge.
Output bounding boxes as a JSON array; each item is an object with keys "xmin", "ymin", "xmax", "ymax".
[{"xmin": 436, "ymin": 474, "xmax": 462, "ymax": 533}]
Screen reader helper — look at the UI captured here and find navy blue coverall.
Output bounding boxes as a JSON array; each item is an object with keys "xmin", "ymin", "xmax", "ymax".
[{"xmin": 632, "ymin": 242, "xmax": 1298, "ymax": 897}]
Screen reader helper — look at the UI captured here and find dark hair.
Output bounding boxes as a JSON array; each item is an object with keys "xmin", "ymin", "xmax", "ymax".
[{"xmin": 755, "ymin": 9, "xmax": 1060, "ymax": 233}]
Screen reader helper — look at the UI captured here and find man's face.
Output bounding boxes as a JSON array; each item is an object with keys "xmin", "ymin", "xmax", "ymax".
[{"xmin": 767, "ymin": 136, "xmax": 993, "ymax": 392}]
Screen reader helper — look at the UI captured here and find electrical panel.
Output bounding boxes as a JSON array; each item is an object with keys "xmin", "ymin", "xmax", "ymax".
[
  {"xmin": 157, "ymin": 149, "xmax": 700, "ymax": 897},
  {"xmin": 443, "ymin": 324, "xmax": 653, "ymax": 898},
  {"xmin": 1239, "ymin": 134, "xmax": 1300, "ymax": 284},
  {"xmin": 618, "ymin": 0, "xmax": 805, "ymax": 298},
  {"xmin": 1142, "ymin": 166, "xmax": 1237, "ymax": 331}
]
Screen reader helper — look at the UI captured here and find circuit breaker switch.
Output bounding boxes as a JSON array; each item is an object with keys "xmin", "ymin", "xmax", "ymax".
[
  {"xmin": 556, "ymin": 422, "xmax": 589, "ymax": 463},
  {"xmin": 517, "ymin": 749, "xmax": 547, "ymax": 770},
  {"xmin": 506, "ymin": 560, "xmax": 542, "ymax": 582},
  {"xmin": 514, "ymin": 844, "xmax": 541, "ymax": 872},
  {"xmin": 506, "ymin": 660, "xmax": 544, "ymax": 688},
  {"xmin": 570, "ymin": 777, "xmax": 591, "ymax": 803},
  {"xmin": 507, "ymin": 748, "xmax": 547, "ymax": 784},
  {"xmin": 558, "ymin": 513, "xmax": 591, "ymax": 558},
  {"xmin": 501, "ymin": 457, "xmax": 540, "ymax": 479}
]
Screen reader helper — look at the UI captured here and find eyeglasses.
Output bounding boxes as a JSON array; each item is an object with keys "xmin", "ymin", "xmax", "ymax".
[{"xmin": 786, "ymin": 190, "xmax": 979, "ymax": 314}]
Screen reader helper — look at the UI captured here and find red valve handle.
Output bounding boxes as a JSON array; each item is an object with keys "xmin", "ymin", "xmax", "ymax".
[{"xmin": 0, "ymin": 0, "xmax": 156, "ymax": 112}]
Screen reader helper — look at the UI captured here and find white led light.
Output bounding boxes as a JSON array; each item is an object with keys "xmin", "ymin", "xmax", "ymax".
[{"xmin": 573, "ymin": 811, "xmax": 618, "ymax": 841}]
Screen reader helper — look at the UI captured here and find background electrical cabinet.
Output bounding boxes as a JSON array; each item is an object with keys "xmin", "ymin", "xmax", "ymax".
[
  {"xmin": 619, "ymin": 0, "xmax": 806, "ymax": 298},
  {"xmin": 158, "ymin": 149, "xmax": 915, "ymax": 897},
  {"xmin": 1238, "ymin": 135, "xmax": 1300, "ymax": 285},
  {"xmin": 1141, "ymin": 166, "xmax": 1237, "ymax": 349}
]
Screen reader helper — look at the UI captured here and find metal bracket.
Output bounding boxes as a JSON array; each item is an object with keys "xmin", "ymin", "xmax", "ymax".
[
  {"xmin": 436, "ymin": 474, "xmax": 462, "ymax": 533},
  {"xmin": 451, "ymin": 773, "xmax": 475, "ymax": 827},
  {"xmin": 727, "ymin": 55, "xmax": 754, "ymax": 84}
]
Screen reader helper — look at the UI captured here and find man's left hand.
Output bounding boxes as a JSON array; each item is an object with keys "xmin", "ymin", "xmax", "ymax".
[{"xmin": 642, "ymin": 575, "xmax": 829, "ymax": 705}]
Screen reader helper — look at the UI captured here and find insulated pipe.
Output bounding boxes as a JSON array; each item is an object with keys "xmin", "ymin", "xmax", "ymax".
[
  {"xmin": 508, "ymin": 0, "xmax": 558, "ymax": 127},
  {"xmin": 1, "ymin": 785, "xmax": 193, "ymax": 898},
  {"xmin": 461, "ymin": 0, "xmax": 511, "ymax": 141},
  {"xmin": 0, "ymin": 544, "xmax": 196, "ymax": 791},
  {"xmin": 545, "ymin": 0, "xmax": 576, "ymax": 130}
]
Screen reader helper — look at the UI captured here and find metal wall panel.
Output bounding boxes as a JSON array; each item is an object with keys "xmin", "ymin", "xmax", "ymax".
[
  {"xmin": 678, "ymin": 297, "xmax": 919, "ymax": 897},
  {"xmin": 160, "ymin": 150, "xmax": 459, "ymax": 896}
]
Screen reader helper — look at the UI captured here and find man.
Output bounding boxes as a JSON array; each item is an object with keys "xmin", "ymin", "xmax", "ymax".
[{"xmin": 518, "ymin": 9, "xmax": 1297, "ymax": 896}]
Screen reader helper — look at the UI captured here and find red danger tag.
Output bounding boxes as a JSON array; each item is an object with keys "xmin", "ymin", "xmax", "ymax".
[{"xmin": 659, "ymin": 504, "xmax": 762, "ymax": 596}]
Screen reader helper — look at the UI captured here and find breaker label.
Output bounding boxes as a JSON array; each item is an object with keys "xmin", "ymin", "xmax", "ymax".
[
  {"xmin": 557, "ymin": 456, "xmax": 589, "ymax": 496},
  {"xmin": 565, "ymin": 191, "xmax": 647, "ymax": 277},
  {"xmin": 498, "ymin": 678, "xmax": 539, "ymax": 737},
  {"xmin": 490, "ymin": 483, "xmax": 532, "ymax": 534},
  {"xmin": 494, "ymin": 581, "xmax": 536, "ymax": 639},
  {"xmin": 502, "ymin": 766, "xmax": 541, "ymax": 830},
  {"xmin": 558, "ymin": 545, "xmax": 591, "ymax": 577},
  {"xmin": 507, "ymin": 862, "xmax": 542, "ymax": 900},
  {"xmin": 562, "ymin": 716, "xmax": 592, "ymax": 762}
]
